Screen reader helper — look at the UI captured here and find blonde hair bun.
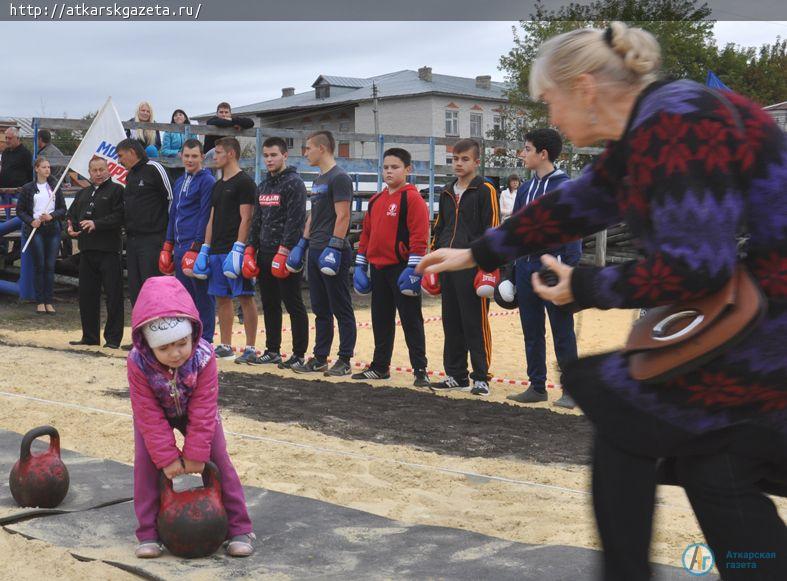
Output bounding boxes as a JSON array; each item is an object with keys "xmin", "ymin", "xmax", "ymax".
[{"xmin": 606, "ymin": 21, "xmax": 661, "ymax": 77}]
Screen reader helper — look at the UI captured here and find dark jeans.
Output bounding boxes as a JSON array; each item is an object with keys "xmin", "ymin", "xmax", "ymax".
[
  {"xmin": 126, "ymin": 232, "xmax": 165, "ymax": 306},
  {"xmin": 370, "ymin": 263, "xmax": 427, "ymax": 371},
  {"xmin": 257, "ymin": 250, "xmax": 308, "ymax": 358},
  {"xmin": 593, "ymin": 434, "xmax": 787, "ymax": 580},
  {"xmin": 515, "ymin": 260, "xmax": 577, "ymax": 391},
  {"xmin": 29, "ymin": 223, "xmax": 61, "ymax": 304},
  {"xmin": 440, "ymin": 269, "xmax": 491, "ymax": 381},
  {"xmin": 307, "ymin": 246, "xmax": 356, "ymax": 360},
  {"xmin": 174, "ymin": 245, "xmax": 215, "ymax": 342},
  {"xmin": 78, "ymin": 250, "xmax": 124, "ymax": 345}
]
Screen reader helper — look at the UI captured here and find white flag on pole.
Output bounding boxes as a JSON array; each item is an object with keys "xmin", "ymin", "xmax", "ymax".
[{"xmin": 68, "ymin": 97, "xmax": 129, "ymax": 185}]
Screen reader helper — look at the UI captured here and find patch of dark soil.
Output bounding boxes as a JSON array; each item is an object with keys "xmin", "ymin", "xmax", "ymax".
[{"xmin": 217, "ymin": 371, "xmax": 593, "ymax": 465}]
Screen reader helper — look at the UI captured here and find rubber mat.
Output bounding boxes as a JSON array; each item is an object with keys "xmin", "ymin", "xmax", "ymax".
[
  {"xmin": 0, "ymin": 428, "xmax": 133, "ymax": 524},
  {"xmin": 6, "ymin": 484, "xmax": 710, "ymax": 580}
]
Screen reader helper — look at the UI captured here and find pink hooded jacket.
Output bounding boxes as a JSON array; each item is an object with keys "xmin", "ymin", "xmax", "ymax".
[{"xmin": 127, "ymin": 276, "xmax": 218, "ymax": 469}]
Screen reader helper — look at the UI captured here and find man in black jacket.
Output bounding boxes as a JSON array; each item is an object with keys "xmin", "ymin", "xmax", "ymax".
[
  {"xmin": 0, "ymin": 127, "xmax": 33, "ymax": 188},
  {"xmin": 67, "ymin": 157, "xmax": 125, "ymax": 348},
  {"xmin": 116, "ymin": 138, "xmax": 172, "ymax": 305},
  {"xmin": 247, "ymin": 137, "xmax": 309, "ymax": 368},
  {"xmin": 203, "ymin": 102, "xmax": 254, "ymax": 154}
]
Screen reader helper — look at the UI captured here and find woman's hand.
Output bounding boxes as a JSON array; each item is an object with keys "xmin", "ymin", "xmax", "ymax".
[
  {"xmin": 31, "ymin": 219, "xmax": 41, "ymax": 228},
  {"xmin": 39, "ymin": 213, "xmax": 52, "ymax": 223},
  {"xmin": 416, "ymin": 249, "xmax": 476, "ymax": 275},
  {"xmin": 162, "ymin": 458, "xmax": 185, "ymax": 480},
  {"xmin": 531, "ymin": 255, "xmax": 575, "ymax": 306},
  {"xmin": 182, "ymin": 459, "xmax": 205, "ymax": 474}
]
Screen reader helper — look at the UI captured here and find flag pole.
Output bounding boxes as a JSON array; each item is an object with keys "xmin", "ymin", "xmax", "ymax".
[{"xmin": 21, "ymin": 98, "xmax": 114, "ymax": 254}]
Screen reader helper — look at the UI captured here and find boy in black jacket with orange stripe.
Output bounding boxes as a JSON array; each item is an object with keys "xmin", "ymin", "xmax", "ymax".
[
  {"xmin": 430, "ymin": 139, "xmax": 500, "ymax": 396},
  {"xmin": 352, "ymin": 148, "xmax": 430, "ymax": 387}
]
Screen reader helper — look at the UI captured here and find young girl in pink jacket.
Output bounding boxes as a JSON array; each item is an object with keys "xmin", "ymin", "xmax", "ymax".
[{"xmin": 128, "ymin": 276, "xmax": 254, "ymax": 558}]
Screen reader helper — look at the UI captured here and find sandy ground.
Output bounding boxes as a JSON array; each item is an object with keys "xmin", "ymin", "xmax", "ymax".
[{"xmin": 0, "ymin": 293, "xmax": 783, "ymax": 578}]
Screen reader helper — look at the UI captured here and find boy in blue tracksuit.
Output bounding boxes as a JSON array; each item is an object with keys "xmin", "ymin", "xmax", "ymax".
[
  {"xmin": 505, "ymin": 129, "xmax": 580, "ymax": 408},
  {"xmin": 158, "ymin": 138, "xmax": 217, "ymax": 342}
]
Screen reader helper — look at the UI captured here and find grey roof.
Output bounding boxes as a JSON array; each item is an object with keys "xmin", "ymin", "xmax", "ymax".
[
  {"xmin": 313, "ymin": 75, "xmax": 371, "ymax": 88},
  {"xmin": 0, "ymin": 117, "xmax": 34, "ymax": 137},
  {"xmin": 764, "ymin": 100, "xmax": 787, "ymax": 111},
  {"xmin": 216, "ymin": 70, "xmax": 509, "ymax": 118}
]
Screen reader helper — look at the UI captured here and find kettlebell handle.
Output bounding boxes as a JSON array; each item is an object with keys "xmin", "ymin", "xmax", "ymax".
[
  {"xmin": 20, "ymin": 425, "xmax": 60, "ymax": 463},
  {"xmin": 159, "ymin": 460, "xmax": 222, "ymax": 496}
]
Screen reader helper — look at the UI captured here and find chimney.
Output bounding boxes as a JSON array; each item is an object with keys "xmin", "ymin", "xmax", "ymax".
[
  {"xmin": 282, "ymin": 87, "xmax": 295, "ymax": 97},
  {"xmin": 475, "ymin": 75, "xmax": 491, "ymax": 90},
  {"xmin": 418, "ymin": 66, "xmax": 432, "ymax": 82}
]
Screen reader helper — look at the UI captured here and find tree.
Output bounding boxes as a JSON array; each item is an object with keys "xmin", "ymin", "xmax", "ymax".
[{"xmin": 711, "ymin": 38, "xmax": 787, "ymax": 106}]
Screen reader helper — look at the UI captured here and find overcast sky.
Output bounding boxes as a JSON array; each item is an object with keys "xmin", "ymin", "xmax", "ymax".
[{"xmin": 2, "ymin": 20, "xmax": 785, "ymax": 119}]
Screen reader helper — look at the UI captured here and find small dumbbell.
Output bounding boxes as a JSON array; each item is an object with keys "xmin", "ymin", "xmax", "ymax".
[{"xmin": 538, "ymin": 267, "xmax": 559, "ymax": 287}]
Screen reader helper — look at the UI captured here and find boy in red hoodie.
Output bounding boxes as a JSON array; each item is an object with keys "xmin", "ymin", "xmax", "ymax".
[{"xmin": 352, "ymin": 148, "xmax": 430, "ymax": 387}]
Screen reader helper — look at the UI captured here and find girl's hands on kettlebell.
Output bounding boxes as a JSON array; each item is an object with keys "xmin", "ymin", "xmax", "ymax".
[
  {"xmin": 163, "ymin": 458, "xmax": 185, "ymax": 480},
  {"xmin": 183, "ymin": 459, "xmax": 205, "ymax": 474}
]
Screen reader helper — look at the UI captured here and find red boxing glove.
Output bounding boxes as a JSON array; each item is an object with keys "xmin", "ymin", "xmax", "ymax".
[
  {"xmin": 181, "ymin": 241, "xmax": 200, "ymax": 277},
  {"xmin": 474, "ymin": 269, "xmax": 500, "ymax": 298},
  {"xmin": 271, "ymin": 246, "xmax": 290, "ymax": 279},
  {"xmin": 241, "ymin": 246, "xmax": 260, "ymax": 279},
  {"xmin": 421, "ymin": 272, "xmax": 441, "ymax": 296},
  {"xmin": 158, "ymin": 241, "xmax": 175, "ymax": 275}
]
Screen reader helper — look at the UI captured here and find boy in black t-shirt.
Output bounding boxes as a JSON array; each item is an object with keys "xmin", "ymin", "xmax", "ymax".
[
  {"xmin": 193, "ymin": 137, "xmax": 260, "ymax": 362},
  {"xmin": 285, "ymin": 131, "xmax": 357, "ymax": 376}
]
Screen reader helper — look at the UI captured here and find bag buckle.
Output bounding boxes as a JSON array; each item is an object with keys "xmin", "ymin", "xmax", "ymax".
[{"xmin": 651, "ymin": 310, "xmax": 705, "ymax": 341}]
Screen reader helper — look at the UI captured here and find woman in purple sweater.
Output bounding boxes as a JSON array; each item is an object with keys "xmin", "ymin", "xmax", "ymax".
[{"xmin": 420, "ymin": 22, "xmax": 785, "ymax": 580}]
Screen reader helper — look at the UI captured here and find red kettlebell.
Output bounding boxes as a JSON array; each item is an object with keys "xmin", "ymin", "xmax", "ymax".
[
  {"xmin": 157, "ymin": 461, "xmax": 228, "ymax": 558},
  {"xmin": 9, "ymin": 426, "xmax": 70, "ymax": 508}
]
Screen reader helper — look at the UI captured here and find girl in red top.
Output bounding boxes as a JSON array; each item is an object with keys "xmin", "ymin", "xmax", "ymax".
[{"xmin": 353, "ymin": 148, "xmax": 430, "ymax": 387}]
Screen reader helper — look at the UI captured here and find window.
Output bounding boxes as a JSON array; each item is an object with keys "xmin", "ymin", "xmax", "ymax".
[
  {"xmin": 338, "ymin": 142, "xmax": 350, "ymax": 158},
  {"xmin": 445, "ymin": 110, "xmax": 459, "ymax": 136},
  {"xmin": 445, "ymin": 156, "xmax": 454, "ymax": 165},
  {"xmin": 470, "ymin": 113, "xmax": 483, "ymax": 138},
  {"xmin": 315, "ymin": 85, "xmax": 330, "ymax": 99},
  {"xmin": 285, "ymin": 137, "xmax": 294, "ymax": 149},
  {"xmin": 339, "ymin": 121, "xmax": 350, "ymax": 133},
  {"xmin": 493, "ymin": 115, "xmax": 505, "ymax": 134}
]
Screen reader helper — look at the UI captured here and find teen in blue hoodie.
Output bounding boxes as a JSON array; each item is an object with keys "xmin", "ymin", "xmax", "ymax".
[
  {"xmin": 160, "ymin": 139, "xmax": 216, "ymax": 342},
  {"xmin": 506, "ymin": 129, "xmax": 581, "ymax": 408}
]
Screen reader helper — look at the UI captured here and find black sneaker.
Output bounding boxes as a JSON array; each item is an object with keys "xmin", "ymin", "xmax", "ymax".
[
  {"xmin": 324, "ymin": 359, "xmax": 352, "ymax": 377},
  {"xmin": 255, "ymin": 351, "xmax": 282, "ymax": 365},
  {"xmin": 292, "ymin": 357, "xmax": 328, "ymax": 374},
  {"xmin": 430, "ymin": 376, "xmax": 469, "ymax": 391},
  {"xmin": 103, "ymin": 342, "xmax": 120, "ymax": 349},
  {"xmin": 351, "ymin": 367, "xmax": 390, "ymax": 380},
  {"xmin": 506, "ymin": 386, "xmax": 548, "ymax": 403},
  {"xmin": 69, "ymin": 339, "xmax": 99, "ymax": 346},
  {"xmin": 278, "ymin": 355, "xmax": 305, "ymax": 369},
  {"xmin": 413, "ymin": 369, "xmax": 431, "ymax": 388},
  {"xmin": 215, "ymin": 344, "xmax": 236, "ymax": 360},
  {"xmin": 471, "ymin": 380, "xmax": 490, "ymax": 396}
]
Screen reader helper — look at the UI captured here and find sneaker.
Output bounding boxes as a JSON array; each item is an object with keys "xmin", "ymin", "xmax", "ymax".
[
  {"xmin": 553, "ymin": 392, "xmax": 576, "ymax": 409},
  {"xmin": 69, "ymin": 339, "xmax": 99, "ymax": 346},
  {"xmin": 351, "ymin": 367, "xmax": 390, "ymax": 380},
  {"xmin": 215, "ymin": 344, "xmax": 235, "ymax": 359},
  {"xmin": 506, "ymin": 386, "xmax": 548, "ymax": 403},
  {"xmin": 235, "ymin": 347, "xmax": 258, "ymax": 364},
  {"xmin": 278, "ymin": 354, "xmax": 305, "ymax": 370},
  {"xmin": 135, "ymin": 540, "xmax": 163, "ymax": 559},
  {"xmin": 471, "ymin": 380, "xmax": 490, "ymax": 396},
  {"xmin": 413, "ymin": 369, "xmax": 431, "ymax": 388},
  {"xmin": 103, "ymin": 343, "xmax": 120, "ymax": 349},
  {"xmin": 226, "ymin": 532, "xmax": 255, "ymax": 557},
  {"xmin": 324, "ymin": 359, "xmax": 352, "ymax": 377},
  {"xmin": 255, "ymin": 350, "xmax": 282, "ymax": 365},
  {"xmin": 430, "ymin": 376, "xmax": 469, "ymax": 391},
  {"xmin": 292, "ymin": 357, "xmax": 328, "ymax": 374}
]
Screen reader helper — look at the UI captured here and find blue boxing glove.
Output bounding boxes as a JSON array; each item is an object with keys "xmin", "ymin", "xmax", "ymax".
[
  {"xmin": 192, "ymin": 244, "xmax": 211, "ymax": 280},
  {"xmin": 397, "ymin": 255, "xmax": 423, "ymax": 296},
  {"xmin": 319, "ymin": 236, "xmax": 344, "ymax": 276},
  {"xmin": 353, "ymin": 254, "xmax": 371, "ymax": 295},
  {"xmin": 222, "ymin": 241, "xmax": 245, "ymax": 279},
  {"xmin": 286, "ymin": 238, "xmax": 308, "ymax": 273}
]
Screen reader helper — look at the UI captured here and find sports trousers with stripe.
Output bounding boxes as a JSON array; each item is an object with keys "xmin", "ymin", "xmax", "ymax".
[{"xmin": 439, "ymin": 269, "xmax": 491, "ymax": 382}]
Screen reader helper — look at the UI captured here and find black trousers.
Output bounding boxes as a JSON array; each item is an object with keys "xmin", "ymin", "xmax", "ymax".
[
  {"xmin": 78, "ymin": 250, "xmax": 124, "ymax": 345},
  {"xmin": 126, "ymin": 232, "xmax": 164, "ymax": 306},
  {"xmin": 440, "ymin": 269, "xmax": 491, "ymax": 381},
  {"xmin": 369, "ymin": 263, "xmax": 427, "ymax": 371},
  {"xmin": 257, "ymin": 250, "xmax": 309, "ymax": 358},
  {"xmin": 593, "ymin": 434, "xmax": 786, "ymax": 580}
]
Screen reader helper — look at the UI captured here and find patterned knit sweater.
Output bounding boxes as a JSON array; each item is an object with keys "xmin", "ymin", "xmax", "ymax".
[{"xmin": 472, "ymin": 80, "xmax": 786, "ymax": 447}]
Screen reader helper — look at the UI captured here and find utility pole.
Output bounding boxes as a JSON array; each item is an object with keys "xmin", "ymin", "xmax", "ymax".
[{"xmin": 372, "ymin": 82, "xmax": 380, "ymax": 153}]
